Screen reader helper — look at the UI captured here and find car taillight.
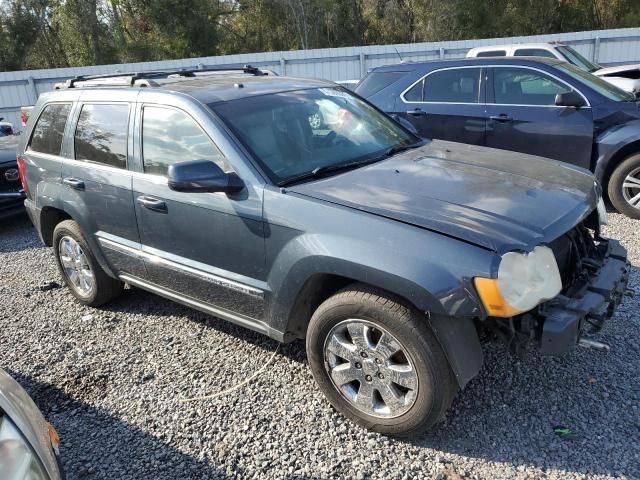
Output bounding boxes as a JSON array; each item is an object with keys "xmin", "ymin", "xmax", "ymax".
[
  {"xmin": 17, "ymin": 155, "xmax": 27, "ymax": 193},
  {"xmin": 20, "ymin": 111, "xmax": 27, "ymax": 127}
]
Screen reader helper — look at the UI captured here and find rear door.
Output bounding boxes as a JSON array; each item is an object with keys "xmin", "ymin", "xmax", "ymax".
[
  {"xmin": 484, "ymin": 66, "xmax": 594, "ymax": 168},
  {"xmin": 398, "ymin": 66, "xmax": 487, "ymax": 145},
  {"xmin": 61, "ymin": 91, "xmax": 146, "ymax": 278}
]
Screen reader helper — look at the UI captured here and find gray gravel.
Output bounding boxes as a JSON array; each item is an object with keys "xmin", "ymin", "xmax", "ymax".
[{"xmin": 0, "ymin": 213, "xmax": 638, "ymax": 480}]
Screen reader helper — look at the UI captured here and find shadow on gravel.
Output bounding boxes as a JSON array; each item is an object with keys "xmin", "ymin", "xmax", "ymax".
[
  {"xmin": 5, "ymin": 369, "xmax": 238, "ymax": 480},
  {"xmin": 0, "ymin": 214, "xmax": 40, "ymax": 253},
  {"xmin": 100, "ymin": 287, "xmax": 308, "ymax": 365}
]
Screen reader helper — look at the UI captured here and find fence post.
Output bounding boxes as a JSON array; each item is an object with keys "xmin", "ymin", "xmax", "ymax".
[
  {"xmin": 26, "ymin": 76, "xmax": 38, "ymax": 104},
  {"xmin": 439, "ymin": 47, "xmax": 445, "ymax": 59},
  {"xmin": 280, "ymin": 57, "xmax": 286, "ymax": 76},
  {"xmin": 359, "ymin": 51, "xmax": 366, "ymax": 78},
  {"xmin": 593, "ymin": 37, "xmax": 601, "ymax": 64}
]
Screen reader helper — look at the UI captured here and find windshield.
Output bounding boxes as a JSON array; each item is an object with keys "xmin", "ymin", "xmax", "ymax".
[
  {"xmin": 557, "ymin": 45, "xmax": 601, "ymax": 73},
  {"xmin": 211, "ymin": 87, "xmax": 418, "ymax": 184},
  {"xmin": 556, "ymin": 63, "xmax": 635, "ymax": 102}
]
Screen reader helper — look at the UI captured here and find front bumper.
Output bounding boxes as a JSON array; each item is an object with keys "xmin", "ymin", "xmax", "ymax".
[{"xmin": 538, "ymin": 239, "xmax": 630, "ymax": 355}]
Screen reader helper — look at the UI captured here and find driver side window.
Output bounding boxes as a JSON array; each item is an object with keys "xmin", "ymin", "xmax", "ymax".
[{"xmin": 142, "ymin": 106, "xmax": 231, "ymax": 176}]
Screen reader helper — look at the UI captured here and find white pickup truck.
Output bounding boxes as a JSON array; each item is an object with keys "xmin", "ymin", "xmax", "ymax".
[{"xmin": 466, "ymin": 42, "xmax": 640, "ymax": 95}]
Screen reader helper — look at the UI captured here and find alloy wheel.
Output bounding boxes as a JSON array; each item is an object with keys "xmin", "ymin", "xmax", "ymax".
[
  {"xmin": 323, "ymin": 319, "xmax": 419, "ymax": 418},
  {"xmin": 58, "ymin": 235, "xmax": 95, "ymax": 296},
  {"xmin": 622, "ymin": 166, "xmax": 640, "ymax": 210}
]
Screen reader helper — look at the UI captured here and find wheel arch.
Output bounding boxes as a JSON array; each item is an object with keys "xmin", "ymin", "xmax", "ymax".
[
  {"xmin": 39, "ymin": 206, "xmax": 71, "ymax": 246},
  {"xmin": 280, "ymin": 271, "xmax": 484, "ymax": 389}
]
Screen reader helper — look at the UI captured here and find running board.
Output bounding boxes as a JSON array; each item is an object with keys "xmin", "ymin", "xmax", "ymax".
[{"xmin": 119, "ymin": 274, "xmax": 284, "ymax": 341}]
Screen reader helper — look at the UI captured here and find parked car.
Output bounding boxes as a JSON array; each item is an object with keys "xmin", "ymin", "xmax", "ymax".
[
  {"xmin": 466, "ymin": 42, "xmax": 640, "ymax": 95},
  {"xmin": 18, "ymin": 67, "xmax": 629, "ymax": 436},
  {"xmin": 357, "ymin": 56, "xmax": 640, "ymax": 219},
  {"xmin": 0, "ymin": 117, "xmax": 15, "ymax": 137},
  {"xmin": 0, "ymin": 369, "xmax": 63, "ymax": 480},
  {"xmin": 21, "ymin": 107, "xmax": 33, "ymax": 128},
  {"xmin": 0, "ymin": 134, "xmax": 26, "ymax": 220}
]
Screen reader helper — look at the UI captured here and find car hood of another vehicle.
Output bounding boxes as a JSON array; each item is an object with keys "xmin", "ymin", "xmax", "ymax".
[
  {"xmin": 594, "ymin": 64, "xmax": 640, "ymax": 77},
  {"xmin": 288, "ymin": 140, "xmax": 599, "ymax": 253}
]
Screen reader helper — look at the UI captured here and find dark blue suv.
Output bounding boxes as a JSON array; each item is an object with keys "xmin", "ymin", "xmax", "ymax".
[{"xmin": 357, "ymin": 57, "xmax": 640, "ymax": 219}]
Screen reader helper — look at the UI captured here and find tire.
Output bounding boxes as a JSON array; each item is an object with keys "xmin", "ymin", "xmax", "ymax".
[
  {"xmin": 306, "ymin": 284, "xmax": 457, "ymax": 437},
  {"xmin": 607, "ymin": 153, "xmax": 640, "ymax": 219},
  {"xmin": 52, "ymin": 220, "xmax": 123, "ymax": 307}
]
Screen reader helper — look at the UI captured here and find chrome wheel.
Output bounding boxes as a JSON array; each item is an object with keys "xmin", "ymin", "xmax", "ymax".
[
  {"xmin": 58, "ymin": 236, "xmax": 95, "ymax": 296},
  {"xmin": 323, "ymin": 319, "xmax": 418, "ymax": 418},
  {"xmin": 622, "ymin": 167, "xmax": 640, "ymax": 209}
]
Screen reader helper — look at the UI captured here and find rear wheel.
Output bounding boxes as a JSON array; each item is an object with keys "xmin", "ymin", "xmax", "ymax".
[
  {"xmin": 53, "ymin": 220, "xmax": 123, "ymax": 307},
  {"xmin": 306, "ymin": 284, "xmax": 457, "ymax": 437},
  {"xmin": 608, "ymin": 153, "xmax": 640, "ymax": 219}
]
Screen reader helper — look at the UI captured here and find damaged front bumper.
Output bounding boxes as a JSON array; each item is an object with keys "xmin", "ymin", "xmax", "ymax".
[{"xmin": 537, "ymin": 239, "xmax": 630, "ymax": 355}]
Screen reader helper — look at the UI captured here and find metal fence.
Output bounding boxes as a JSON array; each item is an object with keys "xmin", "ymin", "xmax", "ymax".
[{"xmin": 1, "ymin": 26, "xmax": 640, "ymax": 130}]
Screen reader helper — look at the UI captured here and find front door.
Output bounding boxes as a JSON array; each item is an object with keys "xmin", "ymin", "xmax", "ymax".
[
  {"xmin": 130, "ymin": 102, "xmax": 267, "ymax": 322},
  {"xmin": 397, "ymin": 66, "xmax": 486, "ymax": 145},
  {"xmin": 484, "ymin": 66, "xmax": 594, "ymax": 169}
]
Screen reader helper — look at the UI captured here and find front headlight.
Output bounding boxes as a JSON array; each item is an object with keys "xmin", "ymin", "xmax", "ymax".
[
  {"xmin": 0, "ymin": 415, "xmax": 49, "ymax": 480},
  {"xmin": 474, "ymin": 246, "xmax": 562, "ymax": 317}
]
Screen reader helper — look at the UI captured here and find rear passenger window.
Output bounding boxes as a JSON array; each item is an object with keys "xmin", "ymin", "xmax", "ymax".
[
  {"xmin": 142, "ymin": 106, "xmax": 229, "ymax": 176},
  {"xmin": 74, "ymin": 104, "xmax": 129, "ymax": 169},
  {"xmin": 476, "ymin": 50, "xmax": 507, "ymax": 57},
  {"xmin": 28, "ymin": 103, "xmax": 71, "ymax": 156},
  {"xmin": 424, "ymin": 68, "xmax": 481, "ymax": 103},
  {"xmin": 514, "ymin": 48, "xmax": 556, "ymax": 58}
]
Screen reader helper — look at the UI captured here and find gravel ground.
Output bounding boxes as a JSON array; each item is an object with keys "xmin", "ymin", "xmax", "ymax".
[{"xmin": 0, "ymin": 213, "xmax": 638, "ymax": 480}]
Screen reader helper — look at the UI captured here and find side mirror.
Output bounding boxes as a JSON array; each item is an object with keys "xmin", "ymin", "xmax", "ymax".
[
  {"xmin": 555, "ymin": 91, "xmax": 586, "ymax": 108},
  {"xmin": 168, "ymin": 160, "xmax": 244, "ymax": 194}
]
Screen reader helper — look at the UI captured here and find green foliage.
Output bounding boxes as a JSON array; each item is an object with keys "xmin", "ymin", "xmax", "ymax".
[{"xmin": 0, "ymin": 0, "xmax": 638, "ymax": 71}]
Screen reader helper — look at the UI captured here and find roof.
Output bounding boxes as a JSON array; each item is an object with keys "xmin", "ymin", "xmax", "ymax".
[
  {"xmin": 368, "ymin": 56, "xmax": 565, "ymax": 72},
  {"xmin": 50, "ymin": 69, "xmax": 336, "ymax": 104},
  {"xmin": 156, "ymin": 74, "xmax": 335, "ymax": 104}
]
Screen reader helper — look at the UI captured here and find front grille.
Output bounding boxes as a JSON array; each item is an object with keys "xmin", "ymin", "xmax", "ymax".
[
  {"xmin": 0, "ymin": 164, "xmax": 21, "ymax": 193},
  {"xmin": 548, "ymin": 224, "xmax": 598, "ymax": 291}
]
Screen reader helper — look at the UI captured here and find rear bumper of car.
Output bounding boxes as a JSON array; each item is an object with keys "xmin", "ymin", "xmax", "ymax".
[{"xmin": 537, "ymin": 239, "xmax": 630, "ymax": 355}]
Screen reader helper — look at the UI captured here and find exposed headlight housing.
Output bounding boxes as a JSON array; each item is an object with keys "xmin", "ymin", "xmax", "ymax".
[
  {"xmin": 597, "ymin": 197, "xmax": 608, "ymax": 226},
  {"xmin": 474, "ymin": 246, "xmax": 562, "ymax": 317},
  {"xmin": 0, "ymin": 414, "xmax": 49, "ymax": 479}
]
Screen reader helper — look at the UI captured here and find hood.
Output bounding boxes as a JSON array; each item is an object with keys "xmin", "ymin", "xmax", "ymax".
[
  {"xmin": 289, "ymin": 140, "xmax": 598, "ymax": 253},
  {"xmin": 594, "ymin": 64, "xmax": 640, "ymax": 76}
]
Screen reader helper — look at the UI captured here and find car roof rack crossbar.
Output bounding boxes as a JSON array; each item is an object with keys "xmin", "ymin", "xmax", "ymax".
[{"xmin": 58, "ymin": 65, "xmax": 266, "ymax": 89}]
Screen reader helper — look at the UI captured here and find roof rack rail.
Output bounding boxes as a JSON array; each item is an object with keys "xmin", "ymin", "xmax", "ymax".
[{"xmin": 56, "ymin": 65, "xmax": 268, "ymax": 89}]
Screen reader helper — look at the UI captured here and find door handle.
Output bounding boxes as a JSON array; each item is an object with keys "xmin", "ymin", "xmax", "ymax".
[
  {"xmin": 63, "ymin": 177, "xmax": 85, "ymax": 190},
  {"xmin": 137, "ymin": 195, "xmax": 168, "ymax": 213},
  {"xmin": 489, "ymin": 114, "xmax": 513, "ymax": 122},
  {"xmin": 406, "ymin": 109, "xmax": 427, "ymax": 117}
]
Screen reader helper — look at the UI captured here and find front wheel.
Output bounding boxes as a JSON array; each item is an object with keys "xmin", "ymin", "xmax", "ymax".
[
  {"xmin": 608, "ymin": 153, "xmax": 640, "ymax": 219},
  {"xmin": 306, "ymin": 285, "xmax": 457, "ymax": 437}
]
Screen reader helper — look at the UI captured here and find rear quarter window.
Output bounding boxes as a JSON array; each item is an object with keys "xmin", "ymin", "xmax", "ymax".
[
  {"xmin": 356, "ymin": 72, "xmax": 407, "ymax": 97},
  {"xmin": 28, "ymin": 103, "xmax": 71, "ymax": 156}
]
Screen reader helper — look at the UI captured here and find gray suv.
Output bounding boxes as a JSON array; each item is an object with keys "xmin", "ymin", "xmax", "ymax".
[{"xmin": 17, "ymin": 67, "xmax": 629, "ymax": 436}]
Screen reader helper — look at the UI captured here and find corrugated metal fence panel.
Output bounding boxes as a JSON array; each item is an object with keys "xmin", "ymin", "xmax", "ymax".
[{"xmin": 1, "ymin": 27, "xmax": 640, "ymax": 129}]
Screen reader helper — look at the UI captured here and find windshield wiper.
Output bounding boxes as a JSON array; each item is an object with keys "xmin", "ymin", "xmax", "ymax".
[{"xmin": 277, "ymin": 141, "xmax": 424, "ymax": 187}]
